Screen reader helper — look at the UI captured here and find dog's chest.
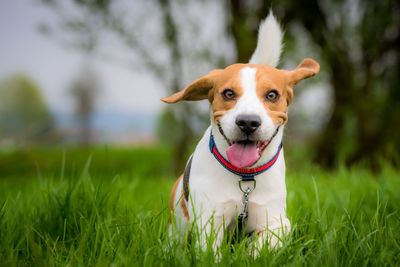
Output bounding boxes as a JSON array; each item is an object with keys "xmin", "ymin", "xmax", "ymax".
[{"xmin": 186, "ymin": 127, "xmax": 286, "ymax": 220}]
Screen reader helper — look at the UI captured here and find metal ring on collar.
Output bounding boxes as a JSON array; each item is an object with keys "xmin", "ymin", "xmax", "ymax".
[{"xmin": 238, "ymin": 179, "xmax": 256, "ymax": 193}]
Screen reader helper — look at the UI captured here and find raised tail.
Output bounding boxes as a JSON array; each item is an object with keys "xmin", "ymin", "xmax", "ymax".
[{"xmin": 249, "ymin": 11, "xmax": 283, "ymax": 67}]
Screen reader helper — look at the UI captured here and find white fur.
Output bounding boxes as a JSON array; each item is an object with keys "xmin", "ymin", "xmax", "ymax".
[
  {"xmin": 219, "ymin": 67, "xmax": 277, "ymax": 157},
  {"xmin": 171, "ymin": 126, "xmax": 290, "ymax": 253},
  {"xmin": 170, "ymin": 68, "xmax": 290, "ymax": 254},
  {"xmin": 170, "ymin": 12, "xmax": 290, "ymax": 256},
  {"xmin": 249, "ymin": 11, "xmax": 283, "ymax": 67}
]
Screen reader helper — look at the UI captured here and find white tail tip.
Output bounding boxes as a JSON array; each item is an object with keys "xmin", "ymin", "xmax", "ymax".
[{"xmin": 249, "ymin": 11, "xmax": 283, "ymax": 67}]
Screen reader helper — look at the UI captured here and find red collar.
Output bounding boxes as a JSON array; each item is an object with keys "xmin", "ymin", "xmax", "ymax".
[{"xmin": 209, "ymin": 132, "xmax": 282, "ymax": 181}]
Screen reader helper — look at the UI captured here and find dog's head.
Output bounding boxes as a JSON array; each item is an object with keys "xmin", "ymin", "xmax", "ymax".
[{"xmin": 161, "ymin": 59, "xmax": 319, "ymax": 168}]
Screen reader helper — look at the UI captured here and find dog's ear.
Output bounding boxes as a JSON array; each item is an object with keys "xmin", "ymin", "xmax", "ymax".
[
  {"xmin": 161, "ymin": 74, "xmax": 215, "ymax": 104},
  {"xmin": 287, "ymin": 58, "xmax": 320, "ymax": 86}
]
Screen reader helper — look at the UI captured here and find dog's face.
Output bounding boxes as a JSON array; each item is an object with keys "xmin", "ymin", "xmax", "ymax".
[{"xmin": 162, "ymin": 58, "xmax": 319, "ymax": 168}]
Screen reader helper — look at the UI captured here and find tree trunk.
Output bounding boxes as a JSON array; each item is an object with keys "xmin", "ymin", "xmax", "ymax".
[
  {"xmin": 158, "ymin": 0, "xmax": 196, "ymax": 174},
  {"xmin": 228, "ymin": 0, "xmax": 270, "ymax": 63}
]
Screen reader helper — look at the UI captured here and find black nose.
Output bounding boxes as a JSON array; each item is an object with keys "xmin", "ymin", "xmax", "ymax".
[{"xmin": 235, "ymin": 115, "xmax": 261, "ymax": 135}]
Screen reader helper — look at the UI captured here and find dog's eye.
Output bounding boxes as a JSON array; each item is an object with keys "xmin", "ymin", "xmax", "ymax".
[
  {"xmin": 265, "ymin": 90, "xmax": 280, "ymax": 102},
  {"xmin": 222, "ymin": 89, "xmax": 236, "ymax": 100}
]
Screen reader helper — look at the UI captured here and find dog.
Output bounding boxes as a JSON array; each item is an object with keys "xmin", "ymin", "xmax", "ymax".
[{"xmin": 162, "ymin": 12, "xmax": 319, "ymax": 255}]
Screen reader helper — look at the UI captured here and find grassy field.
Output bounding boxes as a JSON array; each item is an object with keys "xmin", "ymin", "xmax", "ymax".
[{"xmin": 0, "ymin": 146, "xmax": 399, "ymax": 266}]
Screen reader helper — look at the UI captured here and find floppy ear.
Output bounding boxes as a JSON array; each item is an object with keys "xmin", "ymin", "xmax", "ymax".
[
  {"xmin": 161, "ymin": 75, "xmax": 214, "ymax": 104},
  {"xmin": 288, "ymin": 58, "xmax": 320, "ymax": 86}
]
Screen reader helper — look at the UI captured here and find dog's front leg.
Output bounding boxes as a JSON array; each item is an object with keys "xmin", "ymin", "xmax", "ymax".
[
  {"xmin": 247, "ymin": 205, "xmax": 290, "ymax": 257},
  {"xmin": 196, "ymin": 213, "xmax": 225, "ymax": 256},
  {"xmin": 253, "ymin": 218, "xmax": 290, "ymax": 251}
]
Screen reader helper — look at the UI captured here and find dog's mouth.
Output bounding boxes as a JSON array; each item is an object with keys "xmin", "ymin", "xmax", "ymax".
[{"xmin": 217, "ymin": 124, "xmax": 280, "ymax": 168}]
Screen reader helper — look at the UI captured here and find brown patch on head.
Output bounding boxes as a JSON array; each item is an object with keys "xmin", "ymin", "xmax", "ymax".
[
  {"xmin": 210, "ymin": 64, "xmax": 247, "ymax": 124},
  {"xmin": 253, "ymin": 65, "xmax": 292, "ymax": 125},
  {"xmin": 161, "ymin": 64, "xmax": 248, "ymax": 124},
  {"xmin": 161, "ymin": 58, "xmax": 319, "ymax": 125},
  {"xmin": 252, "ymin": 58, "xmax": 319, "ymax": 125}
]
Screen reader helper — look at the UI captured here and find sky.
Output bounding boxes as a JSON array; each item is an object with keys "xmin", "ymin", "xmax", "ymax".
[
  {"xmin": 0, "ymin": 0, "xmax": 235, "ymax": 142},
  {"xmin": 0, "ymin": 0, "xmax": 164, "ymax": 115},
  {"xmin": 0, "ymin": 0, "xmax": 331, "ymax": 142}
]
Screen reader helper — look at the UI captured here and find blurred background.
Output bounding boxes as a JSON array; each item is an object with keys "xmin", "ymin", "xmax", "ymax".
[{"xmin": 0, "ymin": 0, "xmax": 399, "ymax": 176}]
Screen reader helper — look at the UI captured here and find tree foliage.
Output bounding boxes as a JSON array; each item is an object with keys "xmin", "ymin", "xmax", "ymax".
[
  {"xmin": 0, "ymin": 74, "xmax": 55, "ymax": 144},
  {"xmin": 226, "ymin": 0, "xmax": 400, "ymax": 168},
  {"xmin": 40, "ymin": 0, "xmax": 400, "ymax": 169},
  {"xmin": 277, "ymin": 0, "xmax": 400, "ymax": 167},
  {"xmin": 40, "ymin": 0, "xmax": 232, "ymax": 173}
]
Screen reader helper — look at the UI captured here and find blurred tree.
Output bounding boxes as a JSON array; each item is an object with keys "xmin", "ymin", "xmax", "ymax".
[
  {"xmin": 225, "ymin": 0, "xmax": 400, "ymax": 168},
  {"xmin": 0, "ymin": 74, "xmax": 55, "ymax": 145},
  {"xmin": 227, "ymin": 0, "xmax": 270, "ymax": 63},
  {"xmin": 275, "ymin": 0, "xmax": 400, "ymax": 168},
  {"xmin": 39, "ymin": 0, "xmax": 231, "ymax": 173},
  {"xmin": 40, "ymin": 0, "xmax": 400, "ymax": 169},
  {"xmin": 69, "ymin": 65, "xmax": 99, "ymax": 145}
]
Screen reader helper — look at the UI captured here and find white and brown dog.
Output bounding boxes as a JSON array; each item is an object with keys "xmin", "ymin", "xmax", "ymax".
[{"xmin": 162, "ymin": 13, "xmax": 319, "ymax": 254}]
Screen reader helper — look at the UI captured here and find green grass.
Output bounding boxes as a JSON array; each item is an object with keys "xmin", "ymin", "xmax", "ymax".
[{"xmin": 0, "ymin": 147, "xmax": 399, "ymax": 266}]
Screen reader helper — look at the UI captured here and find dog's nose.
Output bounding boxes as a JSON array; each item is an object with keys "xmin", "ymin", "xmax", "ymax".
[{"xmin": 235, "ymin": 115, "xmax": 261, "ymax": 135}]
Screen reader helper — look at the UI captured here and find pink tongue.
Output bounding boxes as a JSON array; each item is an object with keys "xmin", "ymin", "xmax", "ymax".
[{"xmin": 226, "ymin": 142, "xmax": 259, "ymax": 168}]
